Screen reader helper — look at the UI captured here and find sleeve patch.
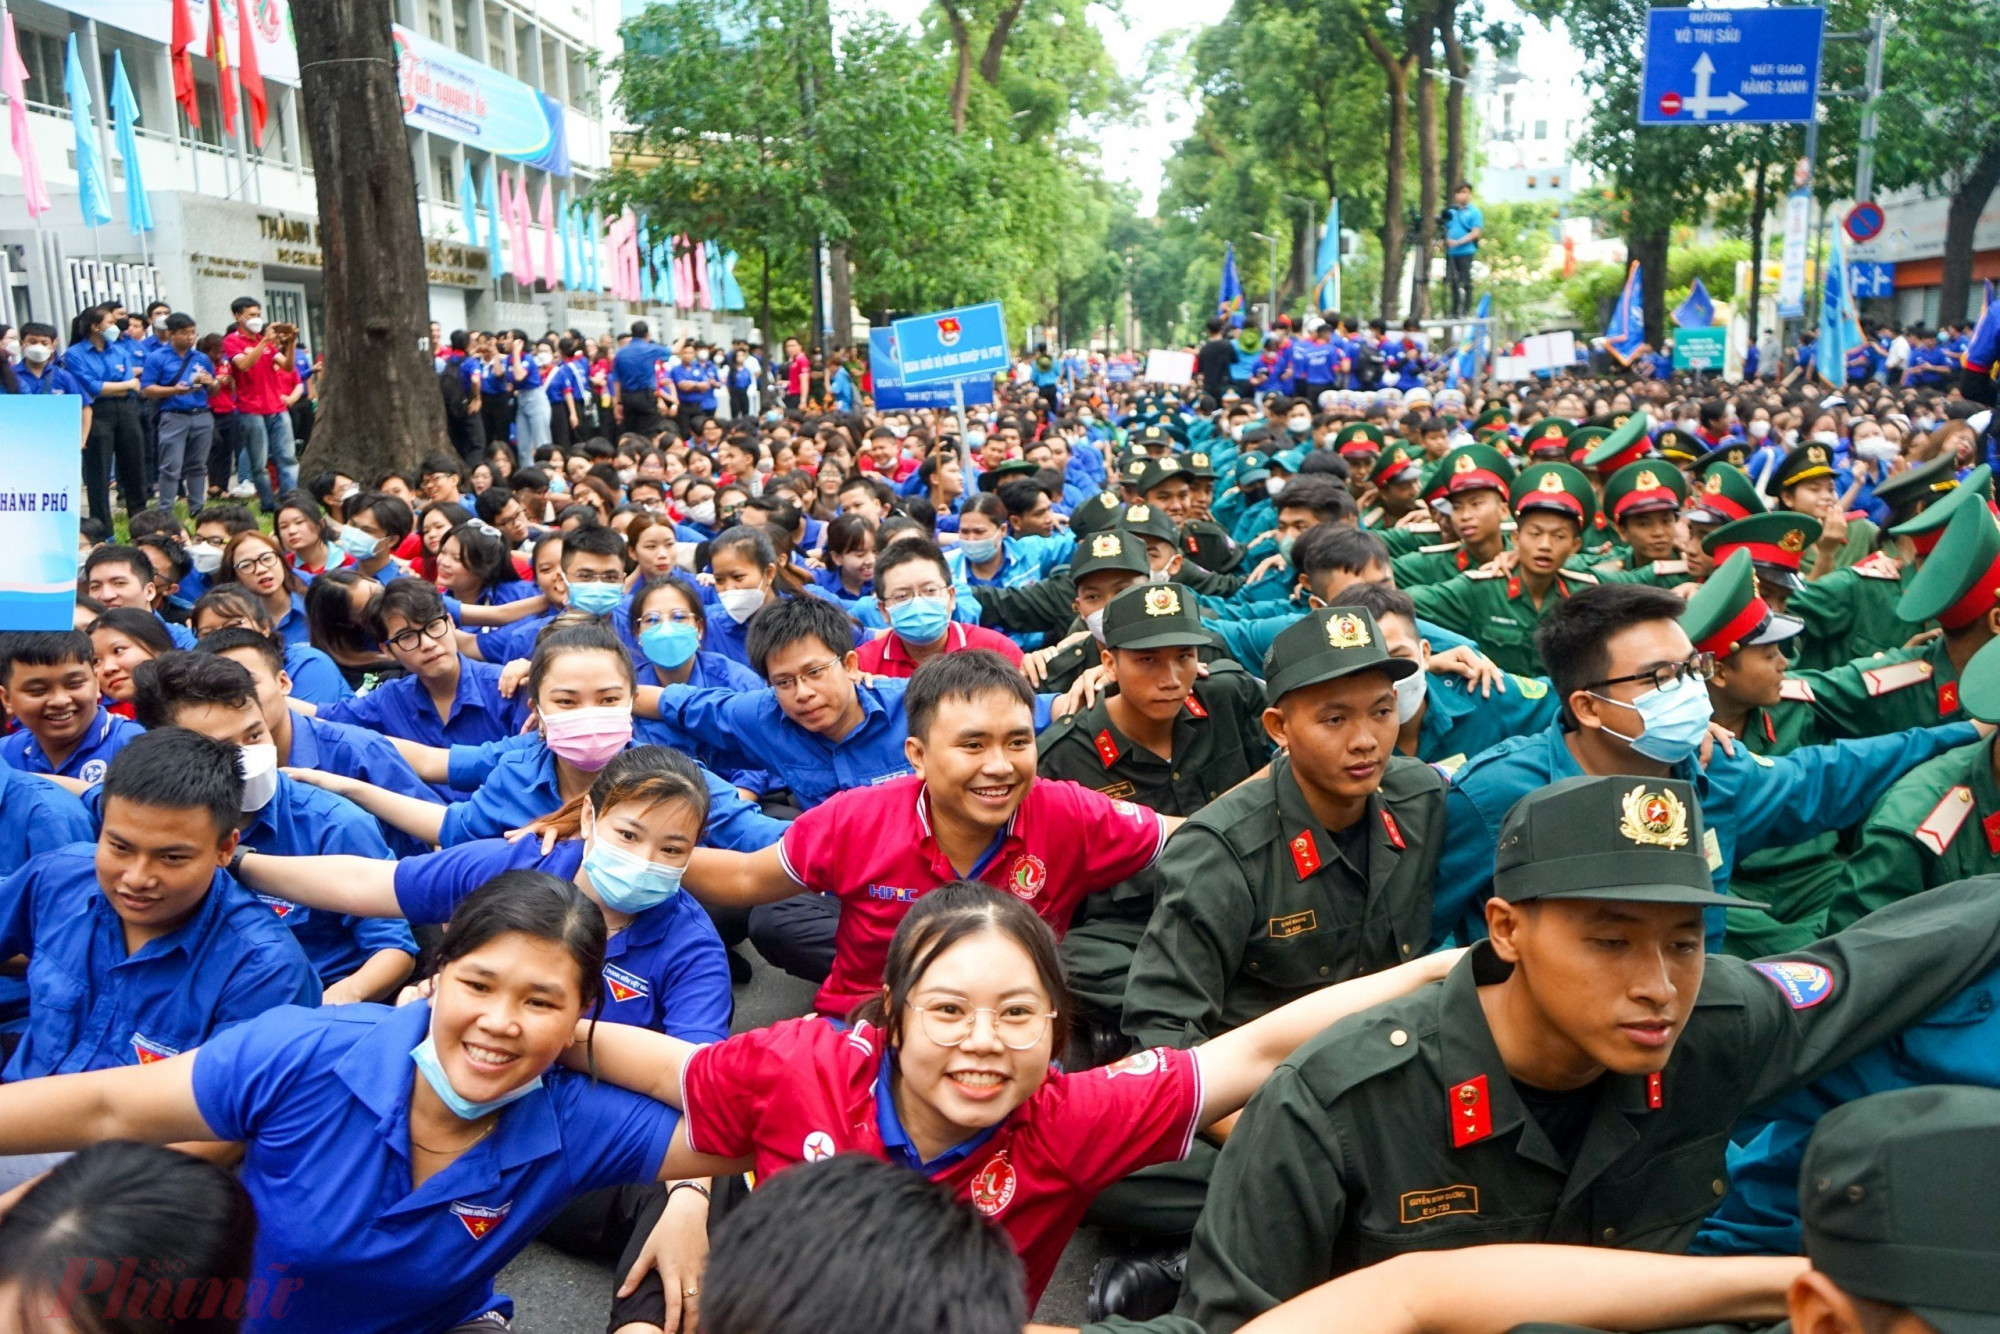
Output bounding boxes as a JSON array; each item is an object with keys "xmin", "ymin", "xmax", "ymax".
[
  {"xmin": 1751, "ymin": 960, "xmax": 1837, "ymax": 1009},
  {"xmin": 1914, "ymin": 785, "xmax": 1976, "ymax": 856}
]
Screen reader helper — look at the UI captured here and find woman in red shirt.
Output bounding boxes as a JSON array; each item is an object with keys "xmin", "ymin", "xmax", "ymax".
[
  {"xmin": 783, "ymin": 337, "xmax": 811, "ymax": 409},
  {"xmin": 198, "ymin": 332, "xmax": 238, "ymax": 502},
  {"xmin": 567, "ymin": 881, "xmax": 1455, "ymax": 1322}
]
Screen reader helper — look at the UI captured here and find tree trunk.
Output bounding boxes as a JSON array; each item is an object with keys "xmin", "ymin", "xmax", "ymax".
[
  {"xmin": 290, "ymin": 0, "xmax": 446, "ymax": 475},
  {"xmin": 759, "ymin": 245, "xmax": 773, "ymax": 348},
  {"xmin": 1411, "ymin": 17, "xmax": 1440, "ymax": 322},
  {"xmin": 828, "ymin": 245, "xmax": 853, "ymax": 351},
  {"xmin": 943, "ymin": 5, "xmax": 973, "ymax": 135},
  {"xmin": 1629, "ymin": 227, "xmax": 1671, "ymax": 347},
  {"xmin": 1440, "ymin": 2, "xmax": 1467, "ymax": 196},
  {"xmin": 977, "ymin": 0, "xmax": 1026, "ymax": 85},
  {"xmin": 1363, "ymin": 28, "xmax": 1413, "ymax": 321},
  {"xmin": 1746, "ymin": 149, "xmax": 1770, "ymax": 350},
  {"xmin": 1940, "ymin": 146, "xmax": 2000, "ymax": 325}
]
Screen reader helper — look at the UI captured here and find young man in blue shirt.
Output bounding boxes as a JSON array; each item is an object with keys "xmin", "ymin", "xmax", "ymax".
[
  {"xmin": 84, "ymin": 545, "xmax": 196, "ymax": 649},
  {"xmin": 1442, "ymin": 182, "xmax": 1482, "ymax": 318},
  {"xmin": 0, "ymin": 631, "xmax": 144, "ymax": 784},
  {"xmin": 611, "ymin": 320, "xmax": 672, "ymax": 436},
  {"xmin": 128, "ymin": 653, "xmax": 414, "ymax": 1005},
  {"xmin": 0, "ymin": 727, "xmax": 318, "ymax": 1086},
  {"xmin": 138, "ymin": 313, "xmax": 216, "ymax": 513},
  {"xmin": 10, "ymin": 323, "xmax": 89, "ymax": 405}
]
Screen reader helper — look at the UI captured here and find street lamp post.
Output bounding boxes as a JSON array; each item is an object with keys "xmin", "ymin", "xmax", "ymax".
[{"xmin": 1250, "ymin": 231, "xmax": 1277, "ymax": 332}]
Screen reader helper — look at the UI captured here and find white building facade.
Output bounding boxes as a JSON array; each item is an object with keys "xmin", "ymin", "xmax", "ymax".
[{"xmin": 1469, "ymin": 41, "xmax": 1591, "ymax": 207}]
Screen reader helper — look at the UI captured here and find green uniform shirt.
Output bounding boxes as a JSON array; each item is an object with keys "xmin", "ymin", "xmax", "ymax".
[
  {"xmin": 1786, "ymin": 636, "xmax": 1966, "ymax": 739},
  {"xmin": 1370, "ymin": 521, "xmax": 1446, "ymax": 558},
  {"xmin": 1407, "ymin": 569, "xmax": 1599, "ymax": 677},
  {"xmin": 1786, "ymin": 554, "xmax": 1914, "ymax": 670},
  {"xmin": 1830, "ymin": 735, "xmax": 2000, "ymax": 933},
  {"xmin": 1723, "ymin": 700, "xmax": 1843, "ymax": 958},
  {"xmin": 1110, "ymin": 881, "xmax": 2000, "ymax": 1334},
  {"xmin": 1181, "ymin": 518, "xmax": 1242, "ymax": 574},
  {"xmin": 1591, "ymin": 558, "xmax": 1694, "ymax": 588},
  {"xmin": 1120, "ymin": 752, "xmax": 1446, "ymax": 1050},
  {"xmin": 1391, "ymin": 542, "xmax": 1487, "ymax": 589}
]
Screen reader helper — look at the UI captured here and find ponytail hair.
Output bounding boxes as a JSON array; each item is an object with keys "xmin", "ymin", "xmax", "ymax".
[{"xmin": 540, "ymin": 744, "xmax": 711, "ymax": 842}]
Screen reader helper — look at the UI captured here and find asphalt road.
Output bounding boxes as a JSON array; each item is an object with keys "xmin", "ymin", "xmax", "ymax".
[{"xmin": 495, "ymin": 944, "xmax": 1114, "ymax": 1331}]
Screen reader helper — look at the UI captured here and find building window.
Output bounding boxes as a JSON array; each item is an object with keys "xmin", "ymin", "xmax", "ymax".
[
  {"xmin": 454, "ymin": 3, "xmax": 472, "ymax": 55},
  {"xmin": 1550, "ymin": 175, "xmax": 1561, "ymax": 189},
  {"xmin": 436, "ymin": 152, "xmax": 457, "ymax": 203},
  {"xmin": 426, "ymin": 0, "xmax": 446, "ymax": 43},
  {"xmin": 1533, "ymin": 119, "xmax": 1547, "ymax": 140},
  {"xmin": 20, "ymin": 28, "xmax": 66, "ymax": 110},
  {"xmin": 1526, "ymin": 175, "xmax": 1538, "ymax": 188}
]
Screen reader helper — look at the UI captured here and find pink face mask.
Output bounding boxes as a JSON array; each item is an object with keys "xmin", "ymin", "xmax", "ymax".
[{"xmin": 542, "ymin": 706, "xmax": 633, "ymax": 771}]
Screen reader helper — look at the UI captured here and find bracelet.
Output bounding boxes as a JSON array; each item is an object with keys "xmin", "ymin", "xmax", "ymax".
[{"xmin": 666, "ymin": 1181, "xmax": 711, "ymax": 1205}]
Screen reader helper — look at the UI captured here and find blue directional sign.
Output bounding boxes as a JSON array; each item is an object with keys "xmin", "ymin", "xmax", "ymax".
[
  {"xmin": 890, "ymin": 302, "xmax": 1011, "ymax": 387},
  {"xmin": 869, "ymin": 329, "xmax": 995, "ymax": 412},
  {"xmin": 1639, "ymin": 7, "xmax": 1824, "ymax": 127},
  {"xmin": 1848, "ymin": 262, "xmax": 1896, "ymax": 300}
]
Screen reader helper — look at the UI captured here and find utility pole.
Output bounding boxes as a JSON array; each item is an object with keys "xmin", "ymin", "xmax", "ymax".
[{"xmin": 1852, "ymin": 9, "xmax": 1888, "ymax": 203}]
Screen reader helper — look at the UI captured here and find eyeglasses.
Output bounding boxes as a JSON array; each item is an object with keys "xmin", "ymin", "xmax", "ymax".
[
  {"xmin": 232, "ymin": 551, "xmax": 282, "ymax": 575},
  {"xmin": 1588, "ymin": 653, "xmax": 1717, "ymax": 694},
  {"xmin": 566, "ymin": 571, "xmax": 624, "ymax": 585},
  {"xmin": 386, "ymin": 616, "xmax": 453, "ymax": 652},
  {"xmin": 639, "ymin": 610, "xmax": 697, "ymax": 629},
  {"xmin": 769, "ymin": 659, "xmax": 839, "ymax": 695},
  {"xmin": 908, "ymin": 1000, "xmax": 1056, "ymax": 1050},
  {"xmin": 881, "ymin": 585, "xmax": 949, "ymax": 609}
]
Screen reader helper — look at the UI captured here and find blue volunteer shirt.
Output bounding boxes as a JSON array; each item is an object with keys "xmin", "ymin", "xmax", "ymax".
[
  {"xmin": 272, "ymin": 592, "xmax": 312, "ymax": 648},
  {"xmin": 0, "ymin": 844, "xmax": 319, "ymax": 1080},
  {"xmin": 140, "ymin": 346, "xmax": 216, "ymax": 414},
  {"xmin": 61, "ymin": 341, "xmax": 133, "ymax": 403},
  {"xmin": 468, "ymin": 607, "xmax": 559, "ymax": 665},
  {"xmin": 1445, "ymin": 204, "xmax": 1483, "ymax": 257},
  {"xmin": 393, "ymin": 839, "xmax": 730, "ymax": 1042},
  {"xmin": 320, "ymin": 654, "xmax": 530, "ymax": 766},
  {"xmin": 190, "ymin": 1000, "xmax": 678, "ymax": 1334},
  {"xmin": 0, "ymin": 769, "xmax": 95, "ymax": 1027},
  {"xmin": 612, "ymin": 339, "xmax": 671, "ymax": 394},
  {"xmin": 287, "ymin": 713, "xmax": 446, "ymax": 857},
  {"xmin": 667, "ymin": 360, "xmax": 718, "ymax": 410},
  {"xmin": 0, "ymin": 704, "xmax": 144, "ymax": 784},
  {"xmin": 7, "ymin": 362, "xmax": 86, "ymax": 396},
  {"xmin": 437, "ymin": 736, "xmax": 787, "ymax": 852},
  {"xmin": 285, "ymin": 642, "xmax": 354, "ymax": 706},
  {"xmin": 646, "ymin": 679, "xmax": 915, "ymax": 809}
]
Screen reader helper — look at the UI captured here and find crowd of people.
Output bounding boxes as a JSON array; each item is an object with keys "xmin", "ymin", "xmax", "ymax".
[{"xmin": 1, "ymin": 297, "xmax": 1999, "ymax": 1334}]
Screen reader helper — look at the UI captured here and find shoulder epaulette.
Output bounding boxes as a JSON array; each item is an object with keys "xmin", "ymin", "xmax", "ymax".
[
  {"xmin": 1778, "ymin": 677, "xmax": 1817, "ymax": 703},
  {"xmin": 1464, "ymin": 567, "xmax": 1505, "ymax": 581},
  {"xmin": 1648, "ymin": 559, "xmax": 1689, "ymax": 575},
  {"xmin": 1861, "ymin": 659, "xmax": 1933, "ymax": 696},
  {"xmin": 1562, "ymin": 569, "xmax": 1600, "ymax": 586},
  {"xmin": 1418, "ymin": 542, "xmax": 1462, "ymax": 554},
  {"xmin": 1914, "ymin": 785, "xmax": 1976, "ymax": 856},
  {"xmin": 1852, "ymin": 555, "xmax": 1903, "ymax": 581}
]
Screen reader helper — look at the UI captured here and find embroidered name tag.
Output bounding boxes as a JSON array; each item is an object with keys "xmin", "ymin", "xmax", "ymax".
[
  {"xmin": 1400, "ymin": 1184, "xmax": 1479, "ymax": 1224},
  {"xmin": 1268, "ymin": 910, "xmax": 1318, "ymax": 939}
]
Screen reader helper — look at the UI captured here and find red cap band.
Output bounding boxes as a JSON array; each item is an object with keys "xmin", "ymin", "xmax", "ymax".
[
  {"xmin": 1909, "ymin": 526, "xmax": 1945, "ymax": 557},
  {"xmin": 1940, "ymin": 553, "xmax": 2000, "ymax": 631},
  {"xmin": 1446, "ymin": 469, "xmax": 1507, "ymax": 495},
  {"xmin": 1613, "ymin": 486, "xmax": 1681, "ymax": 520},
  {"xmin": 1696, "ymin": 596, "xmax": 1770, "ymax": 658},
  {"xmin": 1716, "ymin": 539, "xmax": 1806, "ymax": 573}
]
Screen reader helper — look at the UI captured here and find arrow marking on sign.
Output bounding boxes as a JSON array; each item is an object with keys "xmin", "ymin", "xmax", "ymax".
[{"xmin": 1684, "ymin": 54, "xmax": 1748, "ymax": 120}]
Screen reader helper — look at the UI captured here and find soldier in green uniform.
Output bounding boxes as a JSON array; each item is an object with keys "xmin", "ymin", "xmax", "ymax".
[
  {"xmin": 1389, "ymin": 444, "xmax": 1516, "ymax": 588},
  {"xmin": 1037, "ymin": 581, "xmax": 1269, "ymax": 1036},
  {"xmin": 1176, "ymin": 451, "xmax": 1241, "ymax": 573},
  {"xmin": 1701, "ymin": 511, "xmax": 1822, "ymax": 621},
  {"xmin": 1407, "ymin": 462, "xmax": 1599, "ymax": 677},
  {"xmin": 1520, "ymin": 416, "xmax": 1574, "ymax": 461},
  {"xmin": 1105, "ymin": 774, "xmax": 2000, "ymax": 1333},
  {"xmin": 1653, "ymin": 426, "xmax": 1703, "ymax": 468},
  {"xmin": 1332, "ymin": 422, "xmax": 1385, "ymax": 477},
  {"xmin": 1784, "ymin": 454, "xmax": 1975, "ymax": 671},
  {"xmin": 1592, "ymin": 460, "xmax": 1693, "ymax": 587},
  {"xmin": 1016, "ymin": 527, "xmax": 1152, "ymax": 694},
  {"xmin": 1364, "ymin": 445, "xmax": 1445, "ymax": 557},
  {"xmin": 1682, "ymin": 463, "xmax": 1766, "ymax": 582},
  {"xmin": 1086, "ymin": 607, "xmax": 1447, "ymax": 1302},
  {"xmin": 1132, "ymin": 456, "xmax": 1196, "ymax": 525}
]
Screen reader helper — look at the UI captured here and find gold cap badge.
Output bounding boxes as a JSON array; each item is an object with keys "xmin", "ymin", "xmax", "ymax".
[
  {"xmin": 1090, "ymin": 533, "xmax": 1122, "ymax": 558},
  {"xmin": 1538, "ymin": 472, "xmax": 1566, "ymax": 494},
  {"xmin": 1143, "ymin": 587, "xmax": 1180, "ymax": 616},
  {"xmin": 1704, "ymin": 472, "xmax": 1725, "ymax": 494},
  {"xmin": 1779, "ymin": 528, "xmax": 1806, "ymax": 553},
  {"xmin": 1326, "ymin": 613, "xmax": 1372, "ymax": 649},
  {"xmin": 1125, "ymin": 504, "xmax": 1151, "ymax": 522},
  {"xmin": 1619, "ymin": 785, "xmax": 1689, "ymax": 849},
  {"xmin": 1634, "ymin": 469, "xmax": 1659, "ymax": 491},
  {"xmin": 1454, "ymin": 453, "xmax": 1477, "ymax": 474}
]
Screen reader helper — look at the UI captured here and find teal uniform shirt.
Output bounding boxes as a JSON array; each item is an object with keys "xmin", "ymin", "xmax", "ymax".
[{"xmin": 1412, "ymin": 671, "xmax": 1557, "ymax": 774}]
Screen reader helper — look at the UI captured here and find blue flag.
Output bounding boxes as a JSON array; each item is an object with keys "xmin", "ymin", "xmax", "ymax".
[
  {"xmin": 1818, "ymin": 225, "xmax": 1864, "ymax": 386},
  {"xmin": 1604, "ymin": 261, "xmax": 1645, "ymax": 367},
  {"xmin": 1673, "ymin": 277, "xmax": 1714, "ymax": 329},
  {"xmin": 64, "ymin": 35, "xmax": 111, "ymax": 227},
  {"xmin": 717, "ymin": 249, "xmax": 746, "ymax": 311},
  {"xmin": 458, "ymin": 157, "xmax": 480, "ymax": 251},
  {"xmin": 108, "ymin": 53, "xmax": 151, "ymax": 235},
  {"xmin": 1312, "ymin": 201, "xmax": 1341, "ymax": 314},
  {"xmin": 1453, "ymin": 292, "xmax": 1491, "ymax": 385},
  {"xmin": 1218, "ymin": 243, "xmax": 1245, "ymax": 329},
  {"xmin": 559, "ymin": 191, "xmax": 578, "ymax": 289},
  {"xmin": 482, "ymin": 162, "xmax": 503, "ymax": 264},
  {"xmin": 587, "ymin": 208, "xmax": 603, "ymax": 292}
]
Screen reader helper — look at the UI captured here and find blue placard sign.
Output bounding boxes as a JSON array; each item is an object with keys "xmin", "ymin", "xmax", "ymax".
[
  {"xmin": 869, "ymin": 329, "xmax": 996, "ymax": 411},
  {"xmin": 1639, "ymin": 7, "xmax": 1824, "ymax": 127},
  {"xmin": 889, "ymin": 302, "xmax": 1011, "ymax": 387},
  {"xmin": 0, "ymin": 396, "xmax": 83, "ymax": 630}
]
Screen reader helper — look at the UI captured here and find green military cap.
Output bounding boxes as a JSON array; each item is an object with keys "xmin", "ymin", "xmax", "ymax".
[
  {"xmin": 1494, "ymin": 775, "xmax": 1758, "ymax": 908},
  {"xmin": 1582, "ymin": 410, "xmax": 1634, "ymax": 433},
  {"xmin": 1889, "ymin": 464, "xmax": 1993, "ymax": 555},
  {"xmin": 1067, "ymin": 490, "xmax": 1127, "ymax": 538},
  {"xmin": 1764, "ymin": 441, "xmax": 1840, "ymax": 497},
  {"xmin": 1260, "ymin": 606, "xmax": 1416, "ymax": 706},
  {"xmin": 1681, "ymin": 549, "xmax": 1803, "ymax": 658},
  {"xmin": 1957, "ymin": 633, "xmax": 2000, "ymax": 723},
  {"xmin": 1371, "ymin": 442, "xmax": 1423, "ymax": 487},
  {"xmin": 1332, "ymin": 423, "xmax": 1386, "ymax": 457},
  {"xmin": 1100, "ymin": 582, "xmax": 1214, "ymax": 651},
  {"xmin": 1602, "ymin": 459, "xmax": 1689, "ymax": 522},
  {"xmin": 1686, "ymin": 462, "xmax": 1765, "ymax": 525},
  {"xmin": 1134, "ymin": 423, "xmax": 1175, "ymax": 451},
  {"xmin": 1521, "ymin": 417, "xmax": 1575, "ymax": 459},
  {"xmin": 978, "ymin": 458, "xmax": 1041, "ymax": 493},
  {"xmin": 1509, "ymin": 461, "xmax": 1597, "ymax": 529},
  {"xmin": 1437, "ymin": 443, "xmax": 1516, "ymax": 497},
  {"xmin": 1799, "ymin": 1085, "xmax": 2000, "ymax": 1332},
  {"xmin": 1580, "ymin": 410, "xmax": 1655, "ymax": 477},
  {"xmin": 1691, "ymin": 441, "xmax": 1753, "ymax": 475},
  {"xmin": 1654, "ymin": 426, "xmax": 1703, "ymax": 465},
  {"xmin": 1113, "ymin": 502, "xmax": 1180, "ymax": 546},
  {"xmin": 1870, "ymin": 450, "xmax": 1962, "ymax": 521},
  {"xmin": 1182, "ymin": 450, "xmax": 1217, "ymax": 480},
  {"xmin": 1896, "ymin": 499, "xmax": 2000, "ymax": 630},
  {"xmin": 1235, "ymin": 450, "xmax": 1273, "ymax": 485},
  {"xmin": 1135, "ymin": 455, "xmax": 1192, "ymax": 497},
  {"xmin": 1702, "ymin": 510, "xmax": 1822, "ymax": 592},
  {"xmin": 1472, "ymin": 404, "xmax": 1510, "ymax": 431},
  {"xmin": 1565, "ymin": 426, "xmax": 1611, "ymax": 464},
  {"xmin": 1071, "ymin": 527, "xmax": 1151, "ymax": 579}
]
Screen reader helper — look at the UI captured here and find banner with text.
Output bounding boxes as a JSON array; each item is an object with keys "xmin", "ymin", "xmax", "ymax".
[
  {"xmin": 0, "ymin": 397, "xmax": 83, "ymax": 630},
  {"xmin": 393, "ymin": 25, "xmax": 570, "ymax": 175},
  {"xmin": 890, "ymin": 303, "xmax": 1010, "ymax": 388},
  {"xmin": 870, "ymin": 329, "xmax": 995, "ymax": 411},
  {"xmin": 52, "ymin": 0, "xmax": 299, "ymax": 84}
]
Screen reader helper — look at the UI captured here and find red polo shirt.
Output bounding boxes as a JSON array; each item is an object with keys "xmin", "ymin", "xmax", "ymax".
[
  {"xmin": 221, "ymin": 329, "xmax": 286, "ymax": 415},
  {"xmin": 853, "ymin": 623, "xmax": 1026, "ymax": 679},
  {"xmin": 778, "ymin": 775, "xmax": 1168, "ymax": 1017},
  {"xmin": 682, "ymin": 1017, "xmax": 1202, "ymax": 1304}
]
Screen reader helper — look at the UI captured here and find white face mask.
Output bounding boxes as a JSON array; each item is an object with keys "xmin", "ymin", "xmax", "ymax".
[
  {"xmin": 718, "ymin": 588, "xmax": 764, "ymax": 624},
  {"xmin": 187, "ymin": 544, "xmax": 224, "ymax": 575},
  {"xmin": 1083, "ymin": 607, "xmax": 1107, "ymax": 641},
  {"xmin": 534, "ymin": 351, "xmax": 554, "ymax": 367},
  {"xmin": 1748, "ymin": 420, "xmax": 1770, "ymax": 439},
  {"xmin": 238, "ymin": 742, "xmax": 280, "ymax": 813},
  {"xmin": 1146, "ymin": 567, "xmax": 1171, "ymax": 585},
  {"xmin": 243, "ymin": 317, "xmax": 265, "ymax": 334},
  {"xmin": 688, "ymin": 500, "xmax": 716, "ymax": 525},
  {"xmin": 22, "ymin": 343, "xmax": 49, "ymax": 365},
  {"xmin": 1, "ymin": 338, "xmax": 16, "ymax": 360},
  {"xmin": 1265, "ymin": 477, "xmax": 1286, "ymax": 497},
  {"xmin": 1393, "ymin": 666, "xmax": 1428, "ymax": 723},
  {"xmin": 1813, "ymin": 430, "xmax": 1840, "ymax": 445},
  {"xmin": 100, "ymin": 324, "xmax": 120, "ymax": 344},
  {"xmin": 152, "ymin": 315, "xmax": 168, "ymax": 331}
]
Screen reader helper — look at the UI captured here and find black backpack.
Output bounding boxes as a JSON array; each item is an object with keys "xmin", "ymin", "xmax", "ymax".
[
  {"xmin": 438, "ymin": 362, "xmax": 470, "ymax": 422},
  {"xmin": 1353, "ymin": 342, "xmax": 1385, "ymax": 388}
]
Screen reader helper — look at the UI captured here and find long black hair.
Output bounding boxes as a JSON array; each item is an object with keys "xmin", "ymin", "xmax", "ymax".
[{"xmin": 437, "ymin": 869, "xmax": 608, "ymax": 1023}]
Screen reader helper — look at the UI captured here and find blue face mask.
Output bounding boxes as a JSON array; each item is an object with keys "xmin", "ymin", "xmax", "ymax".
[
  {"xmin": 411, "ymin": 1033, "xmax": 544, "ymax": 1121},
  {"xmin": 887, "ymin": 595, "xmax": 951, "ymax": 646},
  {"xmin": 639, "ymin": 619, "xmax": 700, "ymax": 670},
  {"xmin": 960, "ymin": 537, "xmax": 1000, "ymax": 565},
  {"xmin": 583, "ymin": 836, "xmax": 687, "ymax": 913},
  {"xmin": 1592, "ymin": 673, "xmax": 1713, "ymax": 764},
  {"xmin": 568, "ymin": 580, "xmax": 624, "ymax": 616},
  {"xmin": 335, "ymin": 524, "xmax": 381, "ymax": 562}
]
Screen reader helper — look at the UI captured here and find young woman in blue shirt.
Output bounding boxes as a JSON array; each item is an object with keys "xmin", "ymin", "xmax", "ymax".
[
  {"xmin": 0, "ymin": 871, "xmax": 733, "ymax": 1334},
  {"xmin": 190, "ymin": 584, "xmax": 353, "ymax": 707}
]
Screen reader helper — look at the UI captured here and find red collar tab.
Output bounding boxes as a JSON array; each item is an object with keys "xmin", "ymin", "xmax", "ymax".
[
  {"xmin": 1940, "ymin": 679, "xmax": 1961, "ymax": 715},
  {"xmin": 1184, "ymin": 693, "xmax": 1208, "ymax": 719},
  {"xmin": 1646, "ymin": 1071, "xmax": 1663, "ymax": 1110},
  {"xmin": 1381, "ymin": 808, "xmax": 1405, "ymax": 850},
  {"xmin": 1450, "ymin": 1074, "xmax": 1493, "ymax": 1147},
  {"xmin": 1093, "ymin": 729, "xmax": 1120, "ymax": 768},
  {"xmin": 1289, "ymin": 831, "xmax": 1322, "ymax": 879}
]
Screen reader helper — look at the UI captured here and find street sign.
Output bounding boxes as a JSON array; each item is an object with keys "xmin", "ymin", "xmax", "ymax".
[
  {"xmin": 1672, "ymin": 326, "xmax": 1728, "ymax": 372},
  {"xmin": 868, "ymin": 329, "xmax": 995, "ymax": 412},
  {"xmin": 890, "ymin": 302, "xmax": 1011, "ymax": 387},
  {"xmin": 1844, "ymin": 201, "xmax": 1885, "ymax": 243},
  {"xmin": 1777, "ymin": 188, "xmax": 1811, "ymax": 318},
  {"xmin": 1639, "ymin": 7, "xmax": 1825, "ymax": 127},
  {"xmin": 1848, "ymin": 262, "xmax": 1895, "ymax": 300}
]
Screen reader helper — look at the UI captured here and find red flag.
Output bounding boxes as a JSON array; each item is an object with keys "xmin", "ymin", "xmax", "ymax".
[
  {"xmin": 170, "ymin": 0, "xmax": 199, "ymax": 127},
  {"xmin": 210, "ymin": 0, "xmax": 238, "ymax": 137},
  {"xmin": 237, "ymin": 0, "xmax": 266, "ymax": 147}
]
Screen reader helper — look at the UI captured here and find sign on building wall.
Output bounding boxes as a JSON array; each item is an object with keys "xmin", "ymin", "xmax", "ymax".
[
  {"xmin": 393, "ymin": 25, "xmax": 570, "ymax": 176},
  {"xmin": 52, "ymin": 0, "xmax": 300, "ymax": 84},
  {"xmin": 0, "ymin": 397, "xmax": 83, "ymax": 631}
]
